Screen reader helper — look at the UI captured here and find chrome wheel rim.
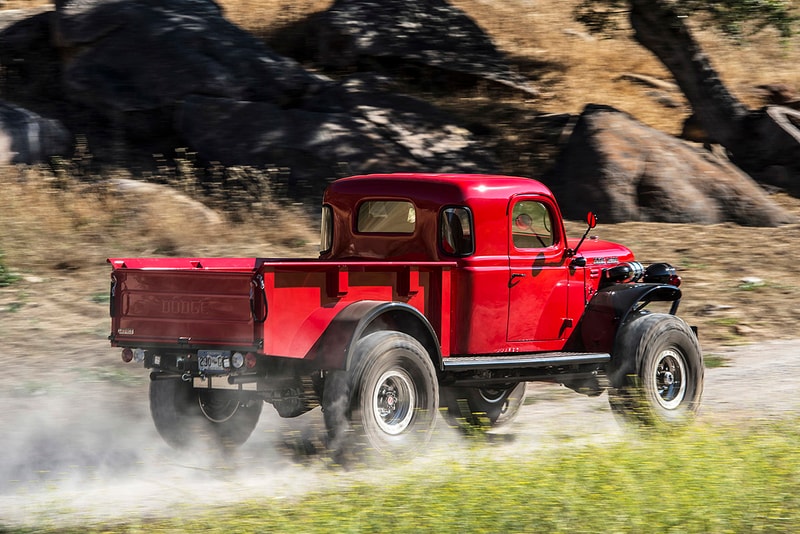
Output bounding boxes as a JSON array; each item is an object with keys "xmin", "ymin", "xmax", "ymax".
[
  {"xmin": 372, "ymin": 369, "xmax": 415, "ymax": 435},
  {"xmin": 653, "ymin": 348, "xmax": 687, "ymax": 410}
]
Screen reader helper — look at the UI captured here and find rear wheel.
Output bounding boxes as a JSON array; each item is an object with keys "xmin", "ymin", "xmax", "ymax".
[
  {"xmin": 439, "ymin": 383, "xmax": 527, "ymax": 429},
  {"xmin": 608, "ymin": 314, "xmax": 703, "ymax": 427},
  {"xmin": 149, "ymin": 377, "xmax": 262, "ymax": 449},
  {"xmin": 322, "ymin": 331, "xmax": 438, "ymax": 465}
]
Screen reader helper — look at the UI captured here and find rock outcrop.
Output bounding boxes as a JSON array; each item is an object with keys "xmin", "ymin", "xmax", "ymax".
[
  {"xmin": 0, "ymin": 101, "xmax": 71, "ymax": 164},
  {"xmin": 310, "ymin": 0, "xmax": 538, "ymax": 96},
  {"xmin": 175, "ymin": 74, "xmax": 494, "ymax": 196},
  {"xmin": 547, "ymin": 104, "xmax": 795, "ymax": 226}
]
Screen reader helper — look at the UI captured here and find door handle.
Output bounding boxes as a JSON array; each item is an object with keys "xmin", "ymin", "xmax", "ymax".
[{"xmin": 509, "ymin": 272, "xmax": 525, "ymax": 288}]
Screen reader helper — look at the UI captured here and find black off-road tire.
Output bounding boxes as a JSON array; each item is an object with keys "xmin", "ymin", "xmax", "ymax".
[
  {"xmin": 608, "ymin": 313, "xmax": 703, "ymax": 427},
  {"xmin": 150, "ymin": 376, "xmax": 263, "ymax": 449},
  {"xmin": 439, "ymin": 383, "xmax": 527, "ymax": 430},
  {"xmin": 322, "ymin": 331, "xmax": 438, "ymax": 465}
]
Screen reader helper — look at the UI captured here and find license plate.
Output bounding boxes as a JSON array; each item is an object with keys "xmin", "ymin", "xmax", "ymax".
[{"xmin": 198, "ymin": 350, "xmax": 231, "ymax": 374}]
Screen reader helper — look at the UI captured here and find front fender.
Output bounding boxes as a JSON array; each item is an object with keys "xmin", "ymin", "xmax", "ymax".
[
  {"xmin": 579, "ymin": 283, "xmax": 682, "ymax": 353},
  {"xmin": 307, "ymin": 300, "xmax": 441, "ymax": 371}
]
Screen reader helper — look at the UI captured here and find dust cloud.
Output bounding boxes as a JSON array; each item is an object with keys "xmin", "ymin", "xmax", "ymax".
[
  {"xmin": 0, "ymin": 379, "xmax": 478, "ymax": 529},
  {"xmin": 0, "ymin": 380, "xmax": 333, "ymax": 528}
]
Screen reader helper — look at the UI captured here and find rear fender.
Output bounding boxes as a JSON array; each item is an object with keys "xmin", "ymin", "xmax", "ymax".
[
  {"xmin": 579, "ymin": 284, "xmax": 682, "ymax": 353},
  {"xmin": 308, "ymin": 300, "xmax": 441, "ymax": 372}
]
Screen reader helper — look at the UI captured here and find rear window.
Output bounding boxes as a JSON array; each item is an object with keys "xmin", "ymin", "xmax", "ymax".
[{"xmin": 357, "ymin": 200, "xmax": 416, "ymax": 234}]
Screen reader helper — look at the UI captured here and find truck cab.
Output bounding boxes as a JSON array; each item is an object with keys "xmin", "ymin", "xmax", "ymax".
[{"xmin": 321, "ymin": 173, "xmax": 635, "ymax": 354}]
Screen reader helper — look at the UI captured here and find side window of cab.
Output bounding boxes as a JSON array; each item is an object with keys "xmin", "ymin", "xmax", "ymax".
[
  {"xmin": 511, "ymin": 200, "xmax": 554, "ymax": 249},
  {"xmin": 440, "ymin": 207, "xmax": 474, "ymax": 256}
]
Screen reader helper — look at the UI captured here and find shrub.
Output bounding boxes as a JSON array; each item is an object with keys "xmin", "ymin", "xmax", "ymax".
[{"xmin": 0, "ymin": 251, "xmax": 19, "ymax": 287}]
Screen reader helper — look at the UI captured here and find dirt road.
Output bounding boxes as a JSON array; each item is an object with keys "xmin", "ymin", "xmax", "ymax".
[
  {"xmin": 1, "ymin": 339, "xmax": 799, "ymax": 527},
  {"xmin": 509, "ymin": 339, "xmax": 800, "ymax": 444}
]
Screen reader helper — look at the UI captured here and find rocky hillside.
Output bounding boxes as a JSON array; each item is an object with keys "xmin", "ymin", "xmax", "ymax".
[{"xmin": 0, "ymin": 0, "xmax": 798, "ymax": 219}]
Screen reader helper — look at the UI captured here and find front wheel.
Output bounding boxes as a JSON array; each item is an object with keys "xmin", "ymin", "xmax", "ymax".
[
  {"xmin": 150, "ymin": 377, "xmax": 263, "ymax": 449},
  {"xmin": 322, "ymin": 331, "xmax": 438, "ymax": 464},
  {"xmin": 439, "ymin": 383, "xmax": 527, "ymax": 429},
  {"xmin": 608, "ymin": 313, "xmax": 703, "ymax": 427}
]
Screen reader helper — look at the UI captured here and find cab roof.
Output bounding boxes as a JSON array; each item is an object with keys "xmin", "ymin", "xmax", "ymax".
[
  {"xmin": 322, "ymin": 173, "xmax": 563, "ymax": 262},
  {"xmin": 326, "ymin": 173, "xmax": 555, "ymax": 206}
]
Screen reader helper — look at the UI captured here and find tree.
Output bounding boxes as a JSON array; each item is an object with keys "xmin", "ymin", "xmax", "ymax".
[
  {"xmin": 576, "ymin": 0, "xmax": 797, "ymax": 39},
  {"xmin": 575, "ymin": 0, "xmax": 800, "ymax": 195}
]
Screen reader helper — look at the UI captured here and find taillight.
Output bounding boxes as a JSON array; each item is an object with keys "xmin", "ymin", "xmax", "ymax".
[
  {"xmin": 245, "ymin": 352, "xmax": 257, "ymax": 369},
  {"xmin": 122, "ymin": 348, "xmax": 146, "ymax": 363}
]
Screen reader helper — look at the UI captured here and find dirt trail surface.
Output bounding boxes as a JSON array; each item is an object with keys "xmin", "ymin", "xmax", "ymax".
[{"xmin": 1, "ymin": 333, "xmax": 799, "ymax": 528}]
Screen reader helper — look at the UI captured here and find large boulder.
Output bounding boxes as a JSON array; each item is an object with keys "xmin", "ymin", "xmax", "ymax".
[
  {"xmin": 309, "ymin": 0, "xmax": 538, "ymax": 96},
  {"xmin": 0, "ymin": 100, "xmax": 71, "ymax": 164},
  {"xmin": 0, "ymin": 7, "xmax": 63, "ymax": 106},
  {"xmin": 176, "ymin": 75, "xmax": 497, "ymax": 197},
  {"xmin": 52, "ymin": 0, "xmax": 327, "ymax": 114},
  {"xmin": 0, "ymin": 6, "xmax": 51, "ymax": 48},
  {"xmin": 547, "ymin": 104, "xmax": 795, "ymax": 227}
]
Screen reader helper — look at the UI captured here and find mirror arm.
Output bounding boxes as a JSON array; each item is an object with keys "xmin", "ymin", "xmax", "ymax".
[{"xmin": 568, "ymin": 212, "xmax": 597, "ymax": 257}]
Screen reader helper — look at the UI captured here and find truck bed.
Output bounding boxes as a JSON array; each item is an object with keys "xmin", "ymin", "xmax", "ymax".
[{"xmin": 108, "ymin": 257, "xmax": 455, "ymax": 357}]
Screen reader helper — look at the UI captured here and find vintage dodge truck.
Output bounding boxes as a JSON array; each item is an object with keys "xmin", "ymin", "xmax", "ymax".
[{"xmin": 109, "ymin": 173, "xmax": 702, "ymax": 459}]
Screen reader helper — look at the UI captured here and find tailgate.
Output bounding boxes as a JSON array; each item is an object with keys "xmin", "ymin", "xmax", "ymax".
[{"xmin": 110, "ymin": 269, "xmax": 264, "ymax": 349}]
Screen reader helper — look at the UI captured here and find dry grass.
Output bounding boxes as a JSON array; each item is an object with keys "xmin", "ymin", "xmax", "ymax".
[
  {"xmin": 459, "ymin": 0, "xmax": 800, "ymax": 134},
  {"xmin": 2, "ymin": 1, "xmax": 49, "ymax": 8},
  {"xmin": 218, "ymin": 0, "xmax": 332, "ymax": 32},
  {"xmin": 0, "ymin": 163, "xmax": 318, "ymax": 272}
]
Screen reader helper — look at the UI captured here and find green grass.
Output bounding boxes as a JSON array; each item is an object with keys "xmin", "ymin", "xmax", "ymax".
[
  {"xmin": 711, "ymin": 317, "xmax": 740, "ymax": 327},
  {"xmin": 704, "ymin": 353, "xmax": 732, "ymax": 368},
  {"xmin": 0, "ymin": 250, "xmax": 19, "ymax": 287},
  {"xmin": 737, "ymin": 279, "xmax": 767, "ymax": 291},
  {"xmin": 25, "ymin": 419, "xmax": 800, "ymax": 534},
  {"xmin": 89, "ymin": 292, "xmax": 110, "ymax": 304},
  {"xmin": 5, "ymin": 301, "xmax": 24, "ymax": 312}
]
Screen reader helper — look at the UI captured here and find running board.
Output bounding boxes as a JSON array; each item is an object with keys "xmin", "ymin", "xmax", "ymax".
[{"xmin": 442, "ymin": 351, "xmax": 610, "ymax": 371}]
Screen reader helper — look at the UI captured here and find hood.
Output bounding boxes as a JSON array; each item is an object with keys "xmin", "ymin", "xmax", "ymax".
[{"xmin": 567, "ymin": 236, "xmax": 635, "ymax": 264}]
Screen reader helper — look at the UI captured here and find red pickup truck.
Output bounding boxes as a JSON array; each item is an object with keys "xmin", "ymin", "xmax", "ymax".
[{"xmin": 109, "ymin": 173, "xmax": 702, "ymax": 460}]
